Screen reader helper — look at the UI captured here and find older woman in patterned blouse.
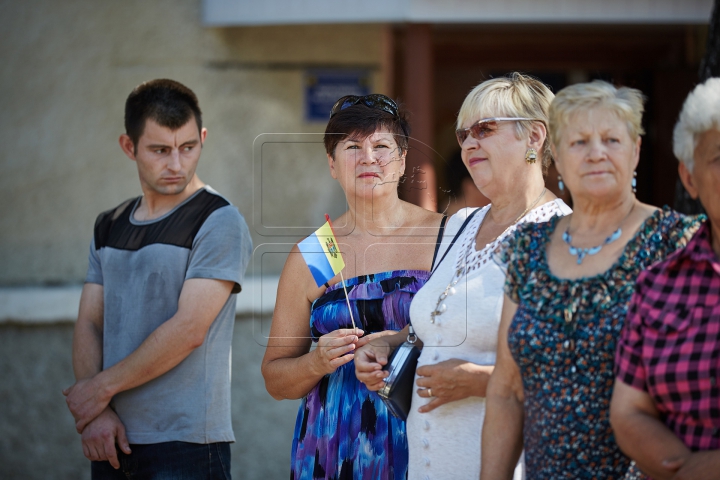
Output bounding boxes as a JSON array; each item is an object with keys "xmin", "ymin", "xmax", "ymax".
[
  {"xmin": 611, "ymin": 78, "xmax": 720, "ymax": 480},
  {"xmin": 481, "ymin": 80, "xmax": 703, "ymax": 480}
]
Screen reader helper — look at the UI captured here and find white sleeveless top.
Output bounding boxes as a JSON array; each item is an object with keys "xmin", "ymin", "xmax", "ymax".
[{"xmin": 406, "ymin": 199, "xmax": 572, "ymax": 480}]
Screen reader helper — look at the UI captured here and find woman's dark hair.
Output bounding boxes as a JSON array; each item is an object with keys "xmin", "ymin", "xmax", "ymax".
[
  {"xmin": 323, "ymin": 103, "xmax": 411, "ymax": 158},
  {"xmin": 124, "ymin": 79, "xmax": 202, "ymax": 149}
]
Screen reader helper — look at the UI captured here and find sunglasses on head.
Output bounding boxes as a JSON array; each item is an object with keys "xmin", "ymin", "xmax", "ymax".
[
  {"xmin": 455, "ymin": 117, "xmax": 538, "ymax": 146},
  {"xmin": 330, "ymin": 94, "xmax": 399, "ymax": 119}
]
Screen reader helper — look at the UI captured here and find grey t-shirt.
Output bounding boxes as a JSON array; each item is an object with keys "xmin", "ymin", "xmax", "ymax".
[{"xmin": 86, "ymin": 186, "xmax": 252, "ymax": 444}]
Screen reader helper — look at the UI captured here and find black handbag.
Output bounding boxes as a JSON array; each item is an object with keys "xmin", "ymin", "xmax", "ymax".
[
  {"xmin": 377, "ymin": 326, "xmax": 421, "ymax": 421},
  {"xmin": 378, "ymin": 209, "xmax": 480, "ymax": 420}
]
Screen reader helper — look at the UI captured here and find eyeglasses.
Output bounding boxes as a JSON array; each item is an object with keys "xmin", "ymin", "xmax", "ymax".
[
  {"xmin": 455, "ymin": 117, "xmax": 538, "ymax": 146},
  {"xmin": 329, "ymin": 94, "xmax": 399, "ymax": 119}
]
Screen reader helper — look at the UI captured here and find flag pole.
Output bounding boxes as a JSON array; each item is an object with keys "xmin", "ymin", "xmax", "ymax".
[
  {"xmin": 339, "ymin": 270, "xmax": 356, "ymax": 330},
  {"xmin": 325, "ymin": 214, "xmax": 357, "ymax": 331}
]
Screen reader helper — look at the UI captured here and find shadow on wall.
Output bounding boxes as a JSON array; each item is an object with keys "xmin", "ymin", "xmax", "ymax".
[{"xmin": 0, "ymin": 318, "xmax": 299, "ymax": 480}]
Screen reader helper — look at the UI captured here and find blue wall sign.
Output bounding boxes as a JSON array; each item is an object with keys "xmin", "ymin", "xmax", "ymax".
[{"xmin": 305, "ymin": 69, "xmax": 371, "ymax": 122}]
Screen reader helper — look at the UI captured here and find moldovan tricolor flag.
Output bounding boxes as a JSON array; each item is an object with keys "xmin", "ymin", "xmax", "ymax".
[{"xmin": 298, "ymin": 214, "xmax": 345, "ymax": 287}]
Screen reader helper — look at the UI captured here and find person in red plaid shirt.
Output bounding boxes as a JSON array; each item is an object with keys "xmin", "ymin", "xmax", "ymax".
[{"xmin": 611, "ymin": 78, "xmax": 720, "ymax": 480}]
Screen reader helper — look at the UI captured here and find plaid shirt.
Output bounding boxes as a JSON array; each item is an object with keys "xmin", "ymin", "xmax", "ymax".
[{"xmin": 616, "ymin": 221, "xmax": 720, "ymax": 451}]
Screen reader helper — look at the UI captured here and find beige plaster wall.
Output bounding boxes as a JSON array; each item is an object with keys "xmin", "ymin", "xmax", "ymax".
[{"xmin": 0, "ymin": 0, "xmax": 383, "ymax": 285}]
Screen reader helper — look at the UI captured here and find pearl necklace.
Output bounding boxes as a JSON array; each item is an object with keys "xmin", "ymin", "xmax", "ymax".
[{"xmin": 430, "ymin": 189, "xmax": 546, "ymax": 323}]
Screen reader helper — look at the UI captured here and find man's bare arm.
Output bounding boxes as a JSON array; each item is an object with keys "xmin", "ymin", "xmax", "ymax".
[
  {"xmin": 65, "ymin": 277, "xmax": 234, "ymax": 432},
  {"xmin": 70, "ymin": 283, "xmax": 131, "ymax": 468},
  {"xmin": 72, "ymin": 283, "xmax": 105, "ymax": 380}
]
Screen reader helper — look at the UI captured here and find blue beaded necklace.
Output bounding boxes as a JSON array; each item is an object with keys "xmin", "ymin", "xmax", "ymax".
[{"xmin": 562, "ymin": 203, "xmax": 635, "ymax": 265}]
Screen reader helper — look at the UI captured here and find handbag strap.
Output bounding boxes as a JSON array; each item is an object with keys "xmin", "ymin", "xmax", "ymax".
[
  {"xmin": 430, "ymin": 215, "xmax": 449, "ymax": 268},
  {"xmin": 430, "ymin": 208, "xmax": 481, "ymax": 278},
  {"xmin": 407, "ymin": 324, "xmax": 418, "ymax": 344}
]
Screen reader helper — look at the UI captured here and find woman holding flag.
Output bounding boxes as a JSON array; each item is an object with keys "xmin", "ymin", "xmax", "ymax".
[{"xmin": 261, "ymin": 94, "xmax": 444, "ymax": 479}]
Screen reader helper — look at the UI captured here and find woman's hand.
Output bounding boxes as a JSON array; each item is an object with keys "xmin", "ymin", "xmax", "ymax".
[
  {"xmin": 662, "ymin": 451, "xmax": 720, "ymax": 480},
  {"xmin": 414, "ymin": 358, "xmax": 492, "ymax": 413},
  {"xmin": 312, "ymin": 328, "xmax": 364, "ymax": 375},
  {"xmin": 262, "ymin": 246, "xmax": 365, "ymax": 400},
  {"xmin": 354, "ymin": 336, "xmax": 393, "ymax": 391},
  {"xmin": 610, "ymin": 380, "xmax": 693, "ymax": 480}
]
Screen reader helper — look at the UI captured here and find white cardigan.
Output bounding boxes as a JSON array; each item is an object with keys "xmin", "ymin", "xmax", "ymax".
[{"xmin": 406, "ymin": 200, "xmax": 572, "ymax": 480}]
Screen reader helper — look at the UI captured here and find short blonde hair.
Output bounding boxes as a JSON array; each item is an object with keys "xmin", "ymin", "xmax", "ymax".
[
  {"xmin": 672, "ymin": 77, "xmax": 720, "ymax": 172},
  {"xmin": 456, "ymin": 72, "xmax": 555, "ymax": 172},
  {"xmin": 549, "ymin": 80, "xmax": 645, "ymax": 148}
]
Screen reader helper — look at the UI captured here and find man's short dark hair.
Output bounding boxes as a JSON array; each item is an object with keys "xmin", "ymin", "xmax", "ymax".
[
  {"xmin": 124, "ymin": 79, "xmax": 202, "ymax": 148},
  {"xmin": 323, "ymin": 103, "xmax": 411, "ymax": 158}
]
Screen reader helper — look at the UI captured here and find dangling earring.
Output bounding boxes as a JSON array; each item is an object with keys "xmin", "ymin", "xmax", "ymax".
[
  {"xmin": 525, "ymin": 148, "xmax": 537, "ymax": 164},
  {"xmin": 558, "ymin": 175, "xmax": 564, "ymax": 192},
  {"xmin": 632, "ymin": 171, "xmax": 637, "ymax": 193}
]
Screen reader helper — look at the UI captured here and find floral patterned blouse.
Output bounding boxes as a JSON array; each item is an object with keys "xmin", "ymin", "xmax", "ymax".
[{"xmin": 499, "ymin": 207, "xmax": 702, "ymax": 480}]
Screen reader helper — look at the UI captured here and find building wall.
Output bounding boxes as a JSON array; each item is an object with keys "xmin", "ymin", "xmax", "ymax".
[
  {"xmin": 0, "ymin": 0, "xmax": 384, "ymax": 285},
  {"xmin": 203, "ymin": 0, "xmax": 713, "ymax": 25}
]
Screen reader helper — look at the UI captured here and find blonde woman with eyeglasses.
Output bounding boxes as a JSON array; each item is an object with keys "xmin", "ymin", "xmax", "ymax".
[{"xmin": 355, "ymin": 73, "xmax": 571, "ymax": 479}]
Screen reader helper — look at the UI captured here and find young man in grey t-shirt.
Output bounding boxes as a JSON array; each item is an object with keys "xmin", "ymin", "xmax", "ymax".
[{"xmin": 63, "ymin": 79, "xmax": 252, "ymax": 479}]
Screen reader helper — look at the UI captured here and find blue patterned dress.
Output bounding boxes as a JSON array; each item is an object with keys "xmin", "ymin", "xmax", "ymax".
[
  {"xmin": 500, "ymin": 208, "xmax": 702, "ymax": 480},
  {"xmin": 291, "ymin": 270, "xmax": 429, "ymax": 480}
]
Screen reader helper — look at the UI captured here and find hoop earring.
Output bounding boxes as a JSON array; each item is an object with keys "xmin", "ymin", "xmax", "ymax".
[
  {"xmin": 632, "ymin": 171, "xmax": 637, "ymax": 193},
  {"xmin": 558, "ymin": 175, "xmax": 564, "ymax": 192},
  {"xmin": 525, "ymin": 148, "xmax": 538, "ymax": 164}
]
